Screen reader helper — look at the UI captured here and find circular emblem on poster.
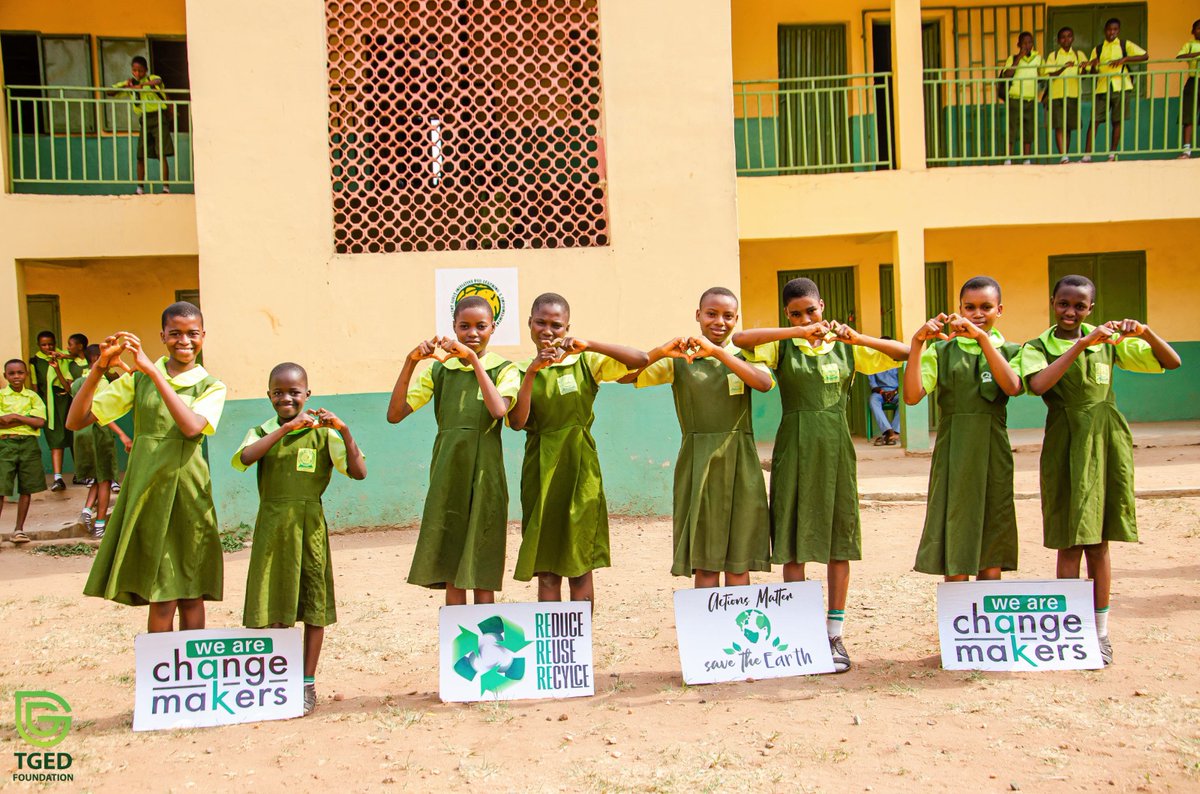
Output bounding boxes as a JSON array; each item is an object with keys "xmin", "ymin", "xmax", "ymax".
[{"xmin": 452, "ymin": 279, "xmax": 505, "ymax": 327}]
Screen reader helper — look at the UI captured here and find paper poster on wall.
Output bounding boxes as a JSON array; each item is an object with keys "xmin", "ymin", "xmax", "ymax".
[
  {"xmin": 434, "ymin": 268, "xmax": 520, "ymax": 346},
  {"xmin": 133, "ymin": 628, "xmax": 304, "ymax": 731},
  {"xmin": 937, "ymin": 579, "xmax": 1103, "ymax": 671},
  {"xmin": 674, "ymin": 582, "xmax": 835, "ymax": 685},
  {"xmin": 439, "ymin": 602, "xmax": 594, "ymax": 702}
]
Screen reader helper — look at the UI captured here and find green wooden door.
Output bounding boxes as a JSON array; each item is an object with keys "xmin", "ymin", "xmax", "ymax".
[
  {"xmin": 776, "ymin": 266, "xmax": 867, "ymax": 436},
  {"xmin": 25, "ymin": 294, "xmax": 61, "ymax": 360},
  {"xmin": 1048, "ymin": 251, "xmax": 1146, "ymax": 325},
  {"xmin": 878, "ymin": 264, "xmax": 896, "ymax": 339},
  {"xmin": 924, "ymin": 262, "xmax": 950, "ymax": 428},
  {"xmin": 777, "ymin": 24, "xmax": 849, "ymax": 174}
]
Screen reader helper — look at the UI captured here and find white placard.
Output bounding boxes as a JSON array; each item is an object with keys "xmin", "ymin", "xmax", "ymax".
[
  {"xmin": 439, "ymin": 602, "xmax": 594, "ymax": 702},
  {"xmin": 133, "ymin": 628, "xmax": 304, "ymax": 731},
  {"xmin": 937, "ymin": 579, "xmax": 1103, "ymax": 671},
  {"xmin": 673, "ymin": 582, "xmax": 835, "ymax": 684},
  {"xmin": 434, "ymin": 267, "xmax": 520, "ymax": 346}
]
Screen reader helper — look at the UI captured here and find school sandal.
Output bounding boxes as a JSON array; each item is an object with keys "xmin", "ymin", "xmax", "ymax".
[
  {"xmin": 11, "ymin": 531, "xmax": 30, "ymax": 545},
  {"xmin": 303, "ymin": 683, "xmax": 317, "ymax": 716},
  {"xmin": 873, "ymin": 435, "xmax": 888, "ymax": 446},
  {"xmin": 1098, "ymin": 636, "xmax": 1113, "ymax": 666},
  {"xmin": 829, "ymin": 636, "xmax": 852, "ymax": 674}
]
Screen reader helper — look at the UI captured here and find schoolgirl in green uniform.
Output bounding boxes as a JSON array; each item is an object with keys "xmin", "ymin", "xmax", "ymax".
[
  {"xmin": 235, "ymin": 362, "xmax": 366, "ymax": 715},
  {"xmin": 71, "ymin": 344, "xmax": 131, "ymax": 539},
  {"xmin": 628, "ymin": 287, "xmax": 774, "ymax": 589},
  {"xmin": 70, "ymin": 302, "xmax": 227, "ymax": 633},
  {"xmin": 509, "ymin": 292, "xmax": 648, "ymax": 605},
  {"xmin": 1022, "ymin": 275, "xmax": 1180, "ymax": 665},
  {"xmin": 29, "ymin": 330, "xmax": 74, "ymax": 490},
  {"xmin": 0, "ymin": 359, "xmax": 47, "ymax": 544},
  {"xmin": 904, "ymin": 276, "xmax": 1024, "ymax": 583},
  {"xmin": 387, "ymin": 296, "xmax": 519, "ymax": 606},
  {"xmin": 734, "ymin": 277, "xmax": 909, "ymax": 673}
]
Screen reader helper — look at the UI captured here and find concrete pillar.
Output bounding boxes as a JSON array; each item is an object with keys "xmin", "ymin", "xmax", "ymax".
[
  {"xmin": 894, "ymin": 224, "xmax": 930, "ymax": 450},
  {"xmin": 890, "ymin": 0, "xmax": 926, "ymax": 171}
]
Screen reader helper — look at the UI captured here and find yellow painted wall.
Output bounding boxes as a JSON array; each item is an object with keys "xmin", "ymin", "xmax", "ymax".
[
  {"xmin": 0, "ymin": 0, "xmax": 186, "ymax": 84},
  {"xmin": 739, "ymin": 234, "xmax": 893, "ymax": 336},
  {"xmin": 928, "ymin": 219, "xmax": 1200, "ymax": 342},
  {"xmin": 187, "ymin": 0, "xmax": 742, "ymax": 398},
  {"xmin": 20, "ymin": 256, "xmax": 199, "ymax": 356}
]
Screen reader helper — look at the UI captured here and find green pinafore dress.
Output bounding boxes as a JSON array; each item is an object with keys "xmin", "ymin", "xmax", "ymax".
[
  {"xmin": 1026, "ymin": 336, "xmax": 1138, "ymax": 549},
  {"xmin": 70, "ymin": 375, "xmax": 119, "ymax": 482},
  {"xmin": 914, "ymin": 340, "xmax": 1021, "ymax": 576},
  {"xmin": 30, "ymin": 355, "xmax": 72, "ymax": 450},
  {"xmin": 408, "ymin": 360, "xmax": 511, "ymax": 591},
  {"xmin": 667, "ymin": 356, "xmax": 770, "ymax": 576},
  {"xmin": 84, "ymin": 371, "xmax": 223, "ymax": 606},
  {"xmin": 770, "ymin": 340, "xmax": 863, "ymax": 564},
  {"xmin": 243, "ymin": 425, "xmax": 339, "ymax": 627},
  {"xmin": 514, "ymin": 357, "xmax": 611, "ymax": 581}
]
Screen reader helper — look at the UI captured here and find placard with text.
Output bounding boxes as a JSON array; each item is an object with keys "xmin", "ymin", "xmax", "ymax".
[
  {"xmin": 937, "ymin": 580, "xmax": 1103, "ymax": 671},
  {"xmin": 674, "ymin": 582, "xmax": 835, "ymax": 685},
  {"xmin": 134, "ymin": 628, "xmax": 304, "ymax": 731},
  {"xmin": 439, "ymin": 602, "xmax": 594, "ymax": 702}
]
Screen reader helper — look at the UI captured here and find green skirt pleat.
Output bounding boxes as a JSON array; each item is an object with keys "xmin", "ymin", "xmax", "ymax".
[
  {"xmin": 914, "ymin": 413, "xmax": 1018, "ymax": 576},
  {"xmin": 408, "ymin": 428, "xmax": 507, "ymax": 591},
  {"xmin": 770, "ymin": 410, "xmax": 862, "ymax": 564},
  {"xmin": 515, "ymin": 425, "xmax": 611, "ymax": 580},
  {"xmin": 84, "ymin": 434, "xmax": 223, "ymax": 606},
  {"xmin": 1040, "ymin": 403, "xmax": 1138, "ymax": 548},
  {"xmin": 243, "ymin": 498, "xmax": 336, "ymax": 627},
  {"xmin": 671, "ymin": 431, "xmax": 770, "ymax": 577}
]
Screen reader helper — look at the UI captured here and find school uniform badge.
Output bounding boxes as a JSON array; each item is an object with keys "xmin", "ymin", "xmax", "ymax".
[{"xmin": 295, "ymin": 447, "xmax": 317, "ymax": 473}]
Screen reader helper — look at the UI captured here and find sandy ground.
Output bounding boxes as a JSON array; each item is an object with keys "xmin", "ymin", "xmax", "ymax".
[{"xmin": 2, "ymin": 491, "xmax": 1199, "ymax": 791}]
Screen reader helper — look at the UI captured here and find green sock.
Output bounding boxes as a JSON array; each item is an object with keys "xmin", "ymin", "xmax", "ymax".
[{"xmin": 303, "ymin": 676, "xmax": 315, "ymax": 685}]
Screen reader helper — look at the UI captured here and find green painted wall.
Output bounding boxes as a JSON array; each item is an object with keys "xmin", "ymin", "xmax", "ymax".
[{"xmin": 9, "ymin": 133, "xmax": 194, "ymax": 194}]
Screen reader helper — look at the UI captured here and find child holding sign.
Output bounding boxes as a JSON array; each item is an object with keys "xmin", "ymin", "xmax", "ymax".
[
  {"xmin": 70, "ymin": 302, "xmax": 227, "ymax": 633},
  {"xmin": 626, "ymin": 287, "xmax": 773, "ymax": 588},
  {"xmin": 234, "ymin": 362, "xmax": 366, "ymax": 714},
  {"xmin": 508, "ymin": 293, "xmax": 648, "ymax": 605},
  {"xmin": 904, "ymin": 277, "xmax": 1023, "ymax": 583},
  {"xmin": 734, "ymin": 277, "xmax": 908, "ymax": 673},
  {"xmin": 1022, "ymin": 275, "xmax": 1180, "ymax": 665},
  {"xmin": 387, "ymin": 296, "xmax": 519, "ymax": 606}
]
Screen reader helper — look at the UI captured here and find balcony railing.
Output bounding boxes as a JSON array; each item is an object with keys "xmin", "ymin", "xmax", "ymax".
[
  {"xmin": 733, "ymin": 73, "xmax": 893, "ymax": 176},
  {"xmin": 5, "ymin": 85, "xmax": 194, "ymax": 194},
  {"xmin": 924, "ymin": 60, "xmax": 1198, "ymax": 165}
]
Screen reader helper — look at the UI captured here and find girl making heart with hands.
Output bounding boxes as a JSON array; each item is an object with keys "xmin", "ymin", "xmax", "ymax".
[
  {"xmin": 624, "ymin": 287, "xmax": 774, "ymax": 591},
  {"xmin": 1020, "ymin": 275, "xmax": 1180, "ymax": 666},
  {"xmin": 905, "ymin": 276, "xmax": 1024, "ymax": 586},
  {"xmin": 388, "ymin": 297, "xmax": 520, "ymax": 607}
]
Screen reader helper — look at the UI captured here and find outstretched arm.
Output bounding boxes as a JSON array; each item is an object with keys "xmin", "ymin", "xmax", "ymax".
[
  {"xmin": 829, "ymin": 322, "xmax": 910, "ymax": 360},
  {"xmin": 563, "ymin": 338, "xmax": 648, "ymax": 370},
  {"xmin": 731, "ymin": 323, "xmax": 829, "ymax": 352}
]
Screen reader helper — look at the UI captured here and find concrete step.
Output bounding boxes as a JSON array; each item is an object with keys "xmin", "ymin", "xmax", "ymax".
[{"xmin": 0, "ymin": 520, "xmax": 89, "ymax": 546}]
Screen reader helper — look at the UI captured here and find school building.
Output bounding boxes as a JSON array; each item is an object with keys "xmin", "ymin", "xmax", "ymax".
[{"xmin": 1, "ymin": 0, "xmax": 1197, "ymax": 529}]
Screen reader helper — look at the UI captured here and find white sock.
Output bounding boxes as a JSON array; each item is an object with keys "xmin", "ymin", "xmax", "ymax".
[
  {"xmin": 54, "ymin": 473, "xmax": 63, "ymax": 481},
  {"xmin": 1095, "ymin": 607, "xmax": 1110, "ymax": 638},
  {"xmin": 826, "ymin": 610, "xmax": 845, "ymax": 639}
]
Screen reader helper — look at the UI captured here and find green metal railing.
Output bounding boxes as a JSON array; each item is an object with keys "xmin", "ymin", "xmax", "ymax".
[
  {"xmin": 5, "ymin": 84, "xmax": 193, "ymax": 193},
  {"xmin": 733, "ymin": 73, "xmax": 893, "ymax": 175},
  {"xmin": 925, "ymin": 60, "xmax": 1199, "ymax": 165}
]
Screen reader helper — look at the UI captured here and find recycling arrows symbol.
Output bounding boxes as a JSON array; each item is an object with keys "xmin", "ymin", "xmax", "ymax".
[{"xmin": 452, "ymin": 615, "xmax": 533, "ymax": 694}]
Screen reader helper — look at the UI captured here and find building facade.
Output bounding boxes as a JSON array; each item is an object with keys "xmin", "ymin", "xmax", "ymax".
[{"xmin": 1, "ymin": 0, "xmax": 1197, "ymax": 529}]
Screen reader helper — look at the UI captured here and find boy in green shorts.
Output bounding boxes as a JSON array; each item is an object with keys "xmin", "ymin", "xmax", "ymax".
[
  {"xmin": 108, "ymin": 56, "xmax": 174, "ymax": 194},
  {"xmin": 1042, "ymin": 26, "xmax": 1088, "ymax": 163},
  {"xmin": 1178, "ymin": 19, "xmax": 1200, "ymax": 158},
  {"xmin": 0, "ymin": 360, "xmax": 48, "ymax": 544},
  {"xmin": 1000, "ymin": 31, "xmax": 1041, "ymax": 164},
  {"xmin": 1084, "ymin": 18, "xmax": 1147, "ymax": 162}
]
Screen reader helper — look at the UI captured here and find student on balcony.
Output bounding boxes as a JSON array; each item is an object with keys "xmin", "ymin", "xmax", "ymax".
[
  {"xmin": 107, "ymin": 56, "xmax": 175, "ymax": 195},
  {"xmin": 1042, "ymin": 26, "xmax": 1088, "ymax": 164},
  {"xmin": 1179, "ymin": 18, "xmax": 1200, "ymax": 159},
  {"xmin": 1000, "ymin": 32, "xmax": 1042, "ymax": 165},
  {"xmin": 1083, "ymin": 18, "xmax": 1148, "ymax": 163}
]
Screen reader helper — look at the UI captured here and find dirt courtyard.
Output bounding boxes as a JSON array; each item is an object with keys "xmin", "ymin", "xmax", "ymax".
[{"xmin": 2, "ymin": 491, "xmax": 1198, "ymax": 792}]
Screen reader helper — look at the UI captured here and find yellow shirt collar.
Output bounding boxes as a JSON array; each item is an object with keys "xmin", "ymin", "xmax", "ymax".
[{"xmin": 155, "ymin": 356, "xmax": 211, "ymax": 387}]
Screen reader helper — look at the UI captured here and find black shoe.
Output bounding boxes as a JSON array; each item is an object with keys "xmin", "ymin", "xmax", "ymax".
[
  {"xmin": 829, "ymin": 636, "xmax": 851, "ymax": 673},
  {"xmin": 50, "ymin": 479, "xmax": 66, "ymax": 492}
]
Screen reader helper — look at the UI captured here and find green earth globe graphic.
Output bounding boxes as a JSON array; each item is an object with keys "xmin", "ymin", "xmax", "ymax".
[{"xmin": 735, "ymin": 609, "xmax": 772, "ymax": 644}]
